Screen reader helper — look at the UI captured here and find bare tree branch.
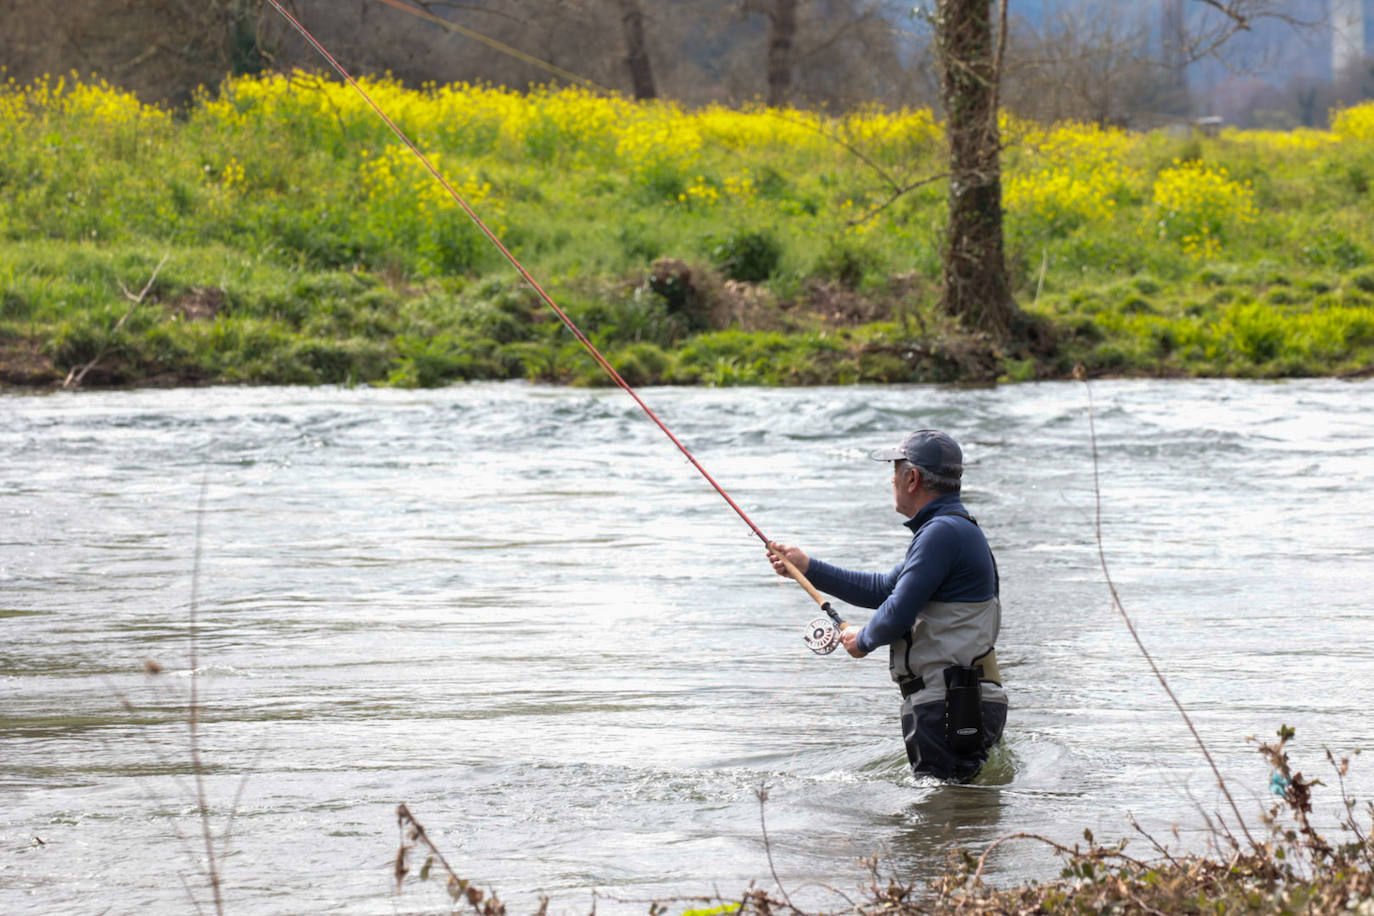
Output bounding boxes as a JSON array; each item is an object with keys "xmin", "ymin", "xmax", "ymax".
[{"xmin": 63, "ymin": 253, "xmax": 169, "ymax": 390}]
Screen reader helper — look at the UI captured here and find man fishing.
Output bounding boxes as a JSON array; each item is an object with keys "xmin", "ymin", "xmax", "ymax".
[
  {"xmin": 767, "ymin": 429, "xmax": 1007, "ymax": 782},
  {"xmin": 267, "ymin": 0, "xmax": 1008, "ymax": 783}
]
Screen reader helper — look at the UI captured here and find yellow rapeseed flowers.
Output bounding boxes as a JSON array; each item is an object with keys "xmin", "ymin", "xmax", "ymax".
[
  {"xmin": 1002, "ymin": 120, "xmax": 1144, "ymax": 235},
  {"xmin": 0, "ymin": 71, "xmax": 169, "ymax": 133},
  {"xmin": 64, "ymin": 79, "xmax": 167, "ymax": 129},
  {"xmin": 1331, "ymin": 100, "xmax": 1374, "ymax": 143},
  {"xmin": 1151, "ymin": 159, "xmax": 1256, "ymax": 255},
  {"xmin": 8, "ymin": 71, "xmax": 1368, "ymax": 266},
  {"xmin": 1005, "ymin": 166, "xmax": 1123, "ymax": 235},
  {"xmin": 1220, "ymin": 126, "xmax": 1339, "ymax": 152}
]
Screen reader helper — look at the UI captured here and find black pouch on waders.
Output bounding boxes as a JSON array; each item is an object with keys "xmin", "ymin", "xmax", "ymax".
[{"xmin": 942, "ymin": 664, "xmax": 984, "ymax": 755}]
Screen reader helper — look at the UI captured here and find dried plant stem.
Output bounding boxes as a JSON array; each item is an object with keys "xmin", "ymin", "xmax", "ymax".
[
  {"xmin": 973, "ymin": 831, "xmax": 1144, "ymax": 884},
  {"xmin": 396, "ymin": 803, "xmax": 461, "ymax": 889},
  {"xmin": 755, "ymin": 784, "xmax": 801, "ymax": 913},
  {"xmin": 1080, "ymin": 378, "xmax": 1258, "ymax": 850},
  {"xmin": 186, "ymin": 469, "xmax": 224, "ymax": 915},
  {"xmin": 1129, "ymin": 814, "xmax": 1183, "ymax": 869}
]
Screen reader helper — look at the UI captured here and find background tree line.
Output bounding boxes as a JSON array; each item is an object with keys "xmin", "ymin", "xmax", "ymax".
[
  {"xmin": 6, "ymin": 0, "xmax": 1365, "ymax": 125},
  {"xmin": 0, "ymin": 0, "xmax": 920, "ymax": 110}
]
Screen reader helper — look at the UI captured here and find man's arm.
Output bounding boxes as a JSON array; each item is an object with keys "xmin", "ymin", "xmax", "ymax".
[
  {"xmin": 852, "ymin": 523, "xmax": 961, "ymax": 654},
  {"xmin": 805, "ymin": 558, "xmax": 901, "ymax": 609},
  {"xmin": 767, "ymin": 542, "xmax": 899, "ymax": 609}
]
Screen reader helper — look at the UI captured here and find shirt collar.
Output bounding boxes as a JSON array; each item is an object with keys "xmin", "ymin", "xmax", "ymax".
[{"xmin": 903, "ymin": 492, "xmax": 965, "ymax": 534}]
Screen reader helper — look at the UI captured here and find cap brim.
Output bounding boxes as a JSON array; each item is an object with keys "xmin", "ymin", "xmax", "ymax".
[{"xmin": 868, "ymin": 446, "xmax": 906, "ymax": 461}]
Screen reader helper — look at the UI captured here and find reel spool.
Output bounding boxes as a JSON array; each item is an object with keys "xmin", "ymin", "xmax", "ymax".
[{"xmin": 803, "ymin": 616, "xmax": 841, "ymax": 655}]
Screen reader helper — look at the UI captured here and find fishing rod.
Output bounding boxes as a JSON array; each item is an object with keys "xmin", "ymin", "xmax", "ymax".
[{"xmin": 263, "ymin": 0, "xmax": 849, "ymax": 654}]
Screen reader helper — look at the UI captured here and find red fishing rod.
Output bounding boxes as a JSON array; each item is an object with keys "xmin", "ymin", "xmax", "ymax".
[{"xmin": 263, "ymin": 0, "xmax": 847, "ymax": 652}]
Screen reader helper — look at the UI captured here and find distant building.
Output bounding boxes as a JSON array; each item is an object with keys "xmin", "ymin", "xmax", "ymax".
[
  {"xmin": 1332, "ymin": 0, "xmax": 1371, "ymax": 79},
  {"xmin": 1005, "ymin": 0, "xmax": 1372, "ymax": 84}
]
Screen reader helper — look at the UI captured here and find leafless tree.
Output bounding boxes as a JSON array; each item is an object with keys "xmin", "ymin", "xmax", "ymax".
[
  {"xmin": 273, "ymin": 1, "xmax": 669, "ymax": 99},
  {"xmin": 1001, "ymin": 1, "xmax": 1186, "ymax": 126},
  {"xmin": 728, "ymin": 0, "xmax": 924, "ymax": 109},
  {"xmin": 741, "ymin": 0, "xmax": 799, "ymax": 106},
  {"xmin": 251, "ymin": 1, "xmax": 603, "ymax": 94},
  {"xmin": 3, "ymin": 0, "xmax": 926, "ymax": 109},
  {"xmin": 617, "ymin": 0, "xmax": 658, "ymax": 99},
  {"xmin": 0, "ymin": 0, "xmax": 274, "ymax": 106},
  {"xmin": 1180, "ymin": 0, "xmax": 1322, "ymax": 67}
]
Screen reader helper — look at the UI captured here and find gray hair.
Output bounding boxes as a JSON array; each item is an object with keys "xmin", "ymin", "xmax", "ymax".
[{"xmin": 904, "ymin": 460, "xmax": 961, "ymax": 494}]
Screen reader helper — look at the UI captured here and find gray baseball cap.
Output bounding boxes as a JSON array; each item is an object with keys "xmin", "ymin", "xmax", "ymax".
[{"xmin": 869, "ymin": 429, "xmax": 963, "ymax": 479}]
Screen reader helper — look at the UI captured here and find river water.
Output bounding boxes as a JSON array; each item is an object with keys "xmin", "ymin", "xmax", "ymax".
[{"xmin": 2, "ymin": 379, "xmax": 1372, "ymax": 914}]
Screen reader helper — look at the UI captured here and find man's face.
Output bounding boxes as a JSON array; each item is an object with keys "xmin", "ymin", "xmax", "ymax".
[{"xmin": 892, "ymin": 460, "xmax": 919, "ymax": 516}]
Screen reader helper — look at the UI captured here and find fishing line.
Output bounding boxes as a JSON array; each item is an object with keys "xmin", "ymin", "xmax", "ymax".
[{"xmin": 264, "ymin": 1, "xmax": 846, "ymax": 650}]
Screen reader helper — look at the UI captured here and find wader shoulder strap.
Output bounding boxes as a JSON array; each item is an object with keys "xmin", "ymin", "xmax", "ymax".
[
  {"xmin": 946, "ymin": 509, "xmax": 999, "ymax": 598},
  {"xmin": 951, "ymin": 512, "xmax": 1003, "ymax": 686}
]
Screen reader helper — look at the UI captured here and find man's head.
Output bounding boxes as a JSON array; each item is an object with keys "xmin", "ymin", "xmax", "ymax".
[{"xmin": 870, "ymin": 430, "xmax": 963, "ymax": 514}]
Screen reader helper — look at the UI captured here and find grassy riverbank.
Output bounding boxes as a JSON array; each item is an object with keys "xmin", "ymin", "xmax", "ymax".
[{"xmin": 2, "ymin": 72, "xmax": 1373, "ymax": 387}]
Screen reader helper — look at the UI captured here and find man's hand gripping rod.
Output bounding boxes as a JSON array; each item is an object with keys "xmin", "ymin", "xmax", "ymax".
[{"xmin": 767, "ymin": 543, "xmax": 849, "ymax": 655}]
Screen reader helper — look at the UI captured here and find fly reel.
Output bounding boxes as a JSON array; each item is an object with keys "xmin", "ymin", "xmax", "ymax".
[{"xmin": 803, "ymin": 616, "xmax": 841, "ymax": 655}]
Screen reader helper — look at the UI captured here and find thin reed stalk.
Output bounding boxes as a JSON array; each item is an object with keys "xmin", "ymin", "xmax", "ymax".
[
  {"xmin": 1078, "ymin": 373, "xmax": 1258, "ymax": 850},
  {"xmin": 187, "ymin": 469, "xmax": 224, "ymax": 915}
]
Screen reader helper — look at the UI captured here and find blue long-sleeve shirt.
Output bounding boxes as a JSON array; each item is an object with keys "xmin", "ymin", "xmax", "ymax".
[{"xmin": 805, "ymin": 494, "xmax": 997, "ymax": 656}]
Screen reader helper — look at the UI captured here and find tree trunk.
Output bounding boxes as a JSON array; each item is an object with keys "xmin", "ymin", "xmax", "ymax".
[
  {"xmin": 765, "ymin": 0, "xmax": 796, "ymax": 108},
  {"xmin": 227, "ymin": 0, "xmax": 269, "ymax": 77},
  {"xmin": 936, "ymin": 0, "xmax": 1018, "ymax": 339},
  {"xmin": 617, "ymin": 0, "xmax": 657, "ymax": 100}
]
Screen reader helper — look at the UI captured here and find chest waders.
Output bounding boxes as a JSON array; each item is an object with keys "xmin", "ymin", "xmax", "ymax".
[{"xmin": 890, "ymin": 510, "xmax": 1002, "ymax": 756}]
